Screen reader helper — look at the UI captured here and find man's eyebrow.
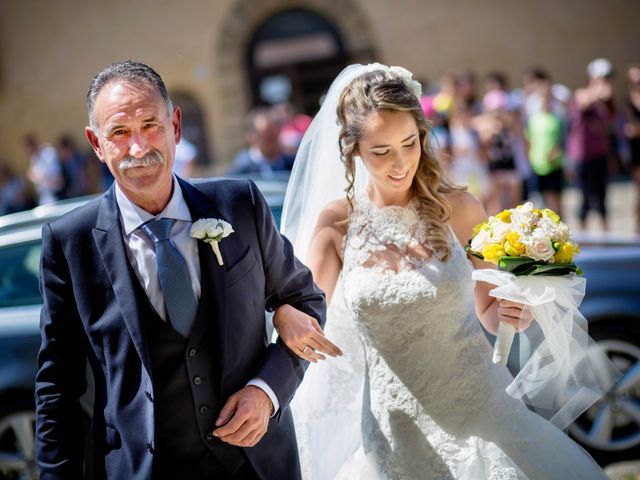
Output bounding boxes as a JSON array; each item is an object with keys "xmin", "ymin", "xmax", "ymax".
[
  {"xmin": 105, "ymin": 123, "xmax": 126, "ymax": 133},
  {"xmin": 105, "ymin": 115, "xmax": 163, "ymax": 132}
]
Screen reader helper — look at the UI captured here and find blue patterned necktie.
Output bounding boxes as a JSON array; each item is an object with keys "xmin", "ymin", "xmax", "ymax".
[{"xmin": 142, "ymin": 217, "xmax": 197, "ymax": 337}]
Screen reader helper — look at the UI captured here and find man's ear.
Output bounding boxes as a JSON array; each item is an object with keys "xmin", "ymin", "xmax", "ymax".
[
  {"xmin": 172, "ymin": 107, "xmax": 182, "ymax": 145},
  {"xmin": 85, "ymin": 126, "xmax": 105, "ymax": 162}
]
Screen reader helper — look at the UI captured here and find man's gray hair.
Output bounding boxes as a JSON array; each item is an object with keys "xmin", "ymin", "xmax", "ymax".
[{"xmin": 87, "ymin": 60, "xmax": 173, "ymax": 129}]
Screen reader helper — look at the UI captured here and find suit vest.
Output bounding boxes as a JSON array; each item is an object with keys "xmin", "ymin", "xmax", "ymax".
[{"xmin": 129, "ymin": 264, "xmax": 248, "ymax": 476}]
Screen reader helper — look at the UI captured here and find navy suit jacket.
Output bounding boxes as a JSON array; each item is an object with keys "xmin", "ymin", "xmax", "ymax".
[{"xmin": 35, "ymin": 177, "xmax": 325, "ymax": 479}]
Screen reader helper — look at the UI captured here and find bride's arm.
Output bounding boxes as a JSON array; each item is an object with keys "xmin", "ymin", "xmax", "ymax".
[
  {"xmin": 305, "ymin": 202, "xmax": 347, "ymax": 304},
  {"xmin": 273, "ymin": 201, "xmax": 347, "ymax": 361},
  {"xmin": 448, "ymin": 191, "xmax": 533, "ymax": 336}
]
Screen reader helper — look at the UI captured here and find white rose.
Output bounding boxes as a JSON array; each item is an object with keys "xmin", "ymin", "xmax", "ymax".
[
  {"xmin": 556, "ymin": 222, "xmax": 571, "ymax": 243},
  {"xmin": 517, "ymin": 227, "xmax": 532, "ymax": 245},
  {"xmin": 524, "ymin": 228, "xmax": 555, "ymax": 262},
  {"xmin": 511, "ymin": 203, "xmax": 538, "ymax": 232},
  {"xmin": 219, "ymin": 220, "xmax": 234, "ymax": 237},
  {"xmin": 470, "ymin": 228, "xmax": 491, "ymax": 253},
  {"xmin": 191, "ymin": 218, "xmax": 234, "ymax": 241},
  {"xmin": 190, "ymin": 218, "xmax": 234, "ymax": 266},
  {"xmin": 190, "ymin": 219, "xmax": 211, "ymax": 239},
  {"xmin": 490, "ymin": 219, "xmax": 511, "ymax": 243},
  {"xmin": 538, "ymin": 217, "xmax": 561, "ymax": 242},
  {"xmin": 520, "ymin": 201, "xmax": 535, "ymax": 211},
  {"xmin": 209, "ymin": 221, "xmax": 233, "ymax": 239}
]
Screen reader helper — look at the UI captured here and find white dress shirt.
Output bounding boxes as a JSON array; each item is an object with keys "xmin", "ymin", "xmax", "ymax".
[{"xmin": 115, "ymin": 176, "xmax": 279, "ymax": 414}]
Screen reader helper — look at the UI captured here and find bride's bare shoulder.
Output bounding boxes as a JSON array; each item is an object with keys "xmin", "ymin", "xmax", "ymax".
[
  {"xmin": 446, "ymin": 190, "xmax": 485, "ymax": 219},
  {"xmin": 315, "ymin": 198, "xmax": 350, "ymax": 236},
  {"xmin": 308, "ymin": 199, "xmax": 349, "ymax": 263},
  {"xmin": 444, "ymin": 190, "xmax": 488, "ymax": 241}
]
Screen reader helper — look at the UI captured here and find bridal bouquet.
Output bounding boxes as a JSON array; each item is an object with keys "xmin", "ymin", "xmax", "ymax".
[
  {"xmin": 466, "ymin": 203, "xmax": 619, "ymax": 429},
  {"xmin": 466, "ymin": 202, "xmax": 581, "ymax": 365}
]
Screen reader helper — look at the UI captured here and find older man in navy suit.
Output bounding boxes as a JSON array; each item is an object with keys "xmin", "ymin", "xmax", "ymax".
[{"xmin": 35, "ymin": 61, "xmax": 327, "ymax": 479}]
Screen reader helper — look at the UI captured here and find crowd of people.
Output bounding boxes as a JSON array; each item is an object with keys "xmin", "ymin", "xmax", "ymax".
[
  {"xmin": 0, "ymin": 133, "xmax": 99, "ymax": 215},
  {"xmin": 420, "ymin": 58, "xmax": 640, "ymax": 232},
  {"xmin": 2, "ymin": 58, "xmax": 639, "ymax": 233},
  {"xmin": 228, "ymin": 58, "xmax": 640, "ymax": 233},
  {"xmin": 226, "ymin": 103, "xmax": 311, "ymax": 177},
  {"xmin": 0, "ymin": 132, "xmax": 201, "ymax": 216}
]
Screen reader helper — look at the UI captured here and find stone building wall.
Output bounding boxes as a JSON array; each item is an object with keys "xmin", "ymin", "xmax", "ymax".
[{"xmin": 1, "ymin": 0, "xmax": 638, "ymax": 173}]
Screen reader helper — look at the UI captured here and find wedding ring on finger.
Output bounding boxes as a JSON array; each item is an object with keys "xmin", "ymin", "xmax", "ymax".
[{"xmin": 302, "ymin": 345, "xmax": 309, "ymax": 354}]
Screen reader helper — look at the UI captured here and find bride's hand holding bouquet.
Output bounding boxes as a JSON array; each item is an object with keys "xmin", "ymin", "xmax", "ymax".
[
  {"xmin": 467, "ymin": 202, "xmax": 618, "ymax": 429},
  {"xmin": 466, "ymin": 202, "xmax": 580, "ymax": 365}
]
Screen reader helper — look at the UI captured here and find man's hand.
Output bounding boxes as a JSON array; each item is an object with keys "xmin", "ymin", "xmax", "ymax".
[{"xmin": 213, "ymin": 386, "xmax": 272, "ymax": 447}]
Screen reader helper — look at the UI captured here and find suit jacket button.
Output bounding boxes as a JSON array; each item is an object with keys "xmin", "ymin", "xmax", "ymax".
[
  {"xmin": 188, "ymin": 348, "xmax": 197, "ymax": 357},
  {"xmin": 206, "ymin": 433, "xmax": 214, "ymax": 441},
  {"xmin": 193, "ymin": 376, "xmax": 202, "ymax": 385},
  {"xmin": 199, "ymin": 405, "xmax": 209, "ymax": 414}
]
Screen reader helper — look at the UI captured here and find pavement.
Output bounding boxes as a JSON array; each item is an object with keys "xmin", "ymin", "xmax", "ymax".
[
  {"xmin": 605, "ymin": 461, "xmax": 640, "ymax": 480},
  {"xmin": 557, "ymin": 180, "xmax": 640, "ymax": 478},
  {"xmin": 552, "ymin": 179, "xmax": 638, "ymax": 237}
]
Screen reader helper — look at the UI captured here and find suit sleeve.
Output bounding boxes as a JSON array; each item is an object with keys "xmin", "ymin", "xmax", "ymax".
[
  {"xmin": 35, "ymin": 223, "xmax": 88, "ymax": 479},
  {"xmin": 247, "ymin": 180, "xmax": 327, "ymax": 419}
]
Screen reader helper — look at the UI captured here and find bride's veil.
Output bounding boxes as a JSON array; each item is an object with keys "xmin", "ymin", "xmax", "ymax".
[
  {"xmin": 280, "ymin": 64, "xmax": 380, "ymax": 479},
  {"xmin": 281, "ymin": 64, "xmax": 377, "ymax": 262}
]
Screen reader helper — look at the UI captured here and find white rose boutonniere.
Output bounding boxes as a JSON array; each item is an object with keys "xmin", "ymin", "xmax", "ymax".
[{"xmin": 190, "ymin": 218, "xmax": 234, "ymax": 266}]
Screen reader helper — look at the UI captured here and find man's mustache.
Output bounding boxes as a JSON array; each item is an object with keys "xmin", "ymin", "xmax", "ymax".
[{"xmin": 118, "ymin": 150, "xmax": 165, "ymax": 171}]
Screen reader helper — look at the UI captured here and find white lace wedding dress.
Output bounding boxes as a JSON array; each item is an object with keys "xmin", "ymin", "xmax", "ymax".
[{"xmin": 327, "ymin": 192, "xmax": 606, "ymax": 480}]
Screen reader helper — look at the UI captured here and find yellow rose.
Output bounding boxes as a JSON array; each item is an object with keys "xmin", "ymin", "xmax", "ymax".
[
  {"xmin": 496, "ymin": 210, "xmax": 511, "ymax": 223},
  {"xmin": 533, "ymin": 208, "xmax": 543, "ymax": 218},
  {"xmin": 472, "ymin": 221, "xmax": 488, "ymax": 238},
  {"xmin": 553, "ymin": 242, "xmax": 574, "ymax": 264},
  {"xmin": 504, "ymin": 231, "xmax": 526, "ymax": 256},
  {"xmin": 542, "ymin": 208, "xmax": 561, "ymax": 224},
  {"xmin": 482, "ymin": 243, "xmax": 506, "ymax": 264}
]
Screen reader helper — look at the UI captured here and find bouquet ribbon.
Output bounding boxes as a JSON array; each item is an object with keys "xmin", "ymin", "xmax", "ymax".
[{"xmin": 473, "ymin": 268, "xmax": 621, "ymax": 430}]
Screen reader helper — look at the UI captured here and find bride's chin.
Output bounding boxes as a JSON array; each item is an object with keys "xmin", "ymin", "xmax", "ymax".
[{"xmin": 386, "ymin": 178, "xmax": 412, "ymax": 190}]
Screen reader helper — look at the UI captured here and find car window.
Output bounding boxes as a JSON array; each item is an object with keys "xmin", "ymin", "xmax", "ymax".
[
  {"xmin": 0, "ymin": 240, "xmax": 42, "ymax": 307},
  {"xmin": 271, "ymin": 205, "xmax": 283, "ymax": 228}
]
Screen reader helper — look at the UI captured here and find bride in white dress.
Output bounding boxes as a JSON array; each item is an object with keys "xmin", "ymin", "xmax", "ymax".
[{"xmin": 275, "ymin": 64, "xmax": 615, "ymax": 479}]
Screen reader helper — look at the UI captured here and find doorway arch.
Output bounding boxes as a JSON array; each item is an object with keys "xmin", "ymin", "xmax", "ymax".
[
  {"xmin": 171, "ymin": 91, "xmax": 212, "ymax": 169},
  {"xmin": 214, "ymin": 0, "xmax": 377, "ymax": 164},
  {"xmin": 246, "ymin": 8, "xmax": 346, "ymax": 115}
]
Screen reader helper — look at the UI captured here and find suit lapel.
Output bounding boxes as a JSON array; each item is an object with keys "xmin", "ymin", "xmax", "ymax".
[
  {"xmin": 179, "ymin": 179, "xmax": 229, "ymax": 373},
  {"xmin": 92, "ymin": 187, "xmax": 152, "ymax": 372}
]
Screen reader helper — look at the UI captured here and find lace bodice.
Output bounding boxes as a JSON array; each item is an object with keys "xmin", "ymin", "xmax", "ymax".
[
  {"xmin": 343, "ymin": 194, "xmax": 433, "ymax": 271},
  {"xmin": 340, "ymin": 192, "xmax": 507, "ymax": 430},
  {"xmin": 342, "ymin": 193, "xmax": 475, "ymax": 328}
]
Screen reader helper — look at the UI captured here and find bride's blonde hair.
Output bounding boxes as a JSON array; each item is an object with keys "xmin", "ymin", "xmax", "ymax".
[{"xmin": 337, "ymin": 69, "xmax": 464, "ymax": 260}]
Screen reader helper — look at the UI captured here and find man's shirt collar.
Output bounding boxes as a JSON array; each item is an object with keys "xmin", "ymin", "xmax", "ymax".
[{"xmin": 115, "ymin": 175, "xmax": 192, "ymax": 235}]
